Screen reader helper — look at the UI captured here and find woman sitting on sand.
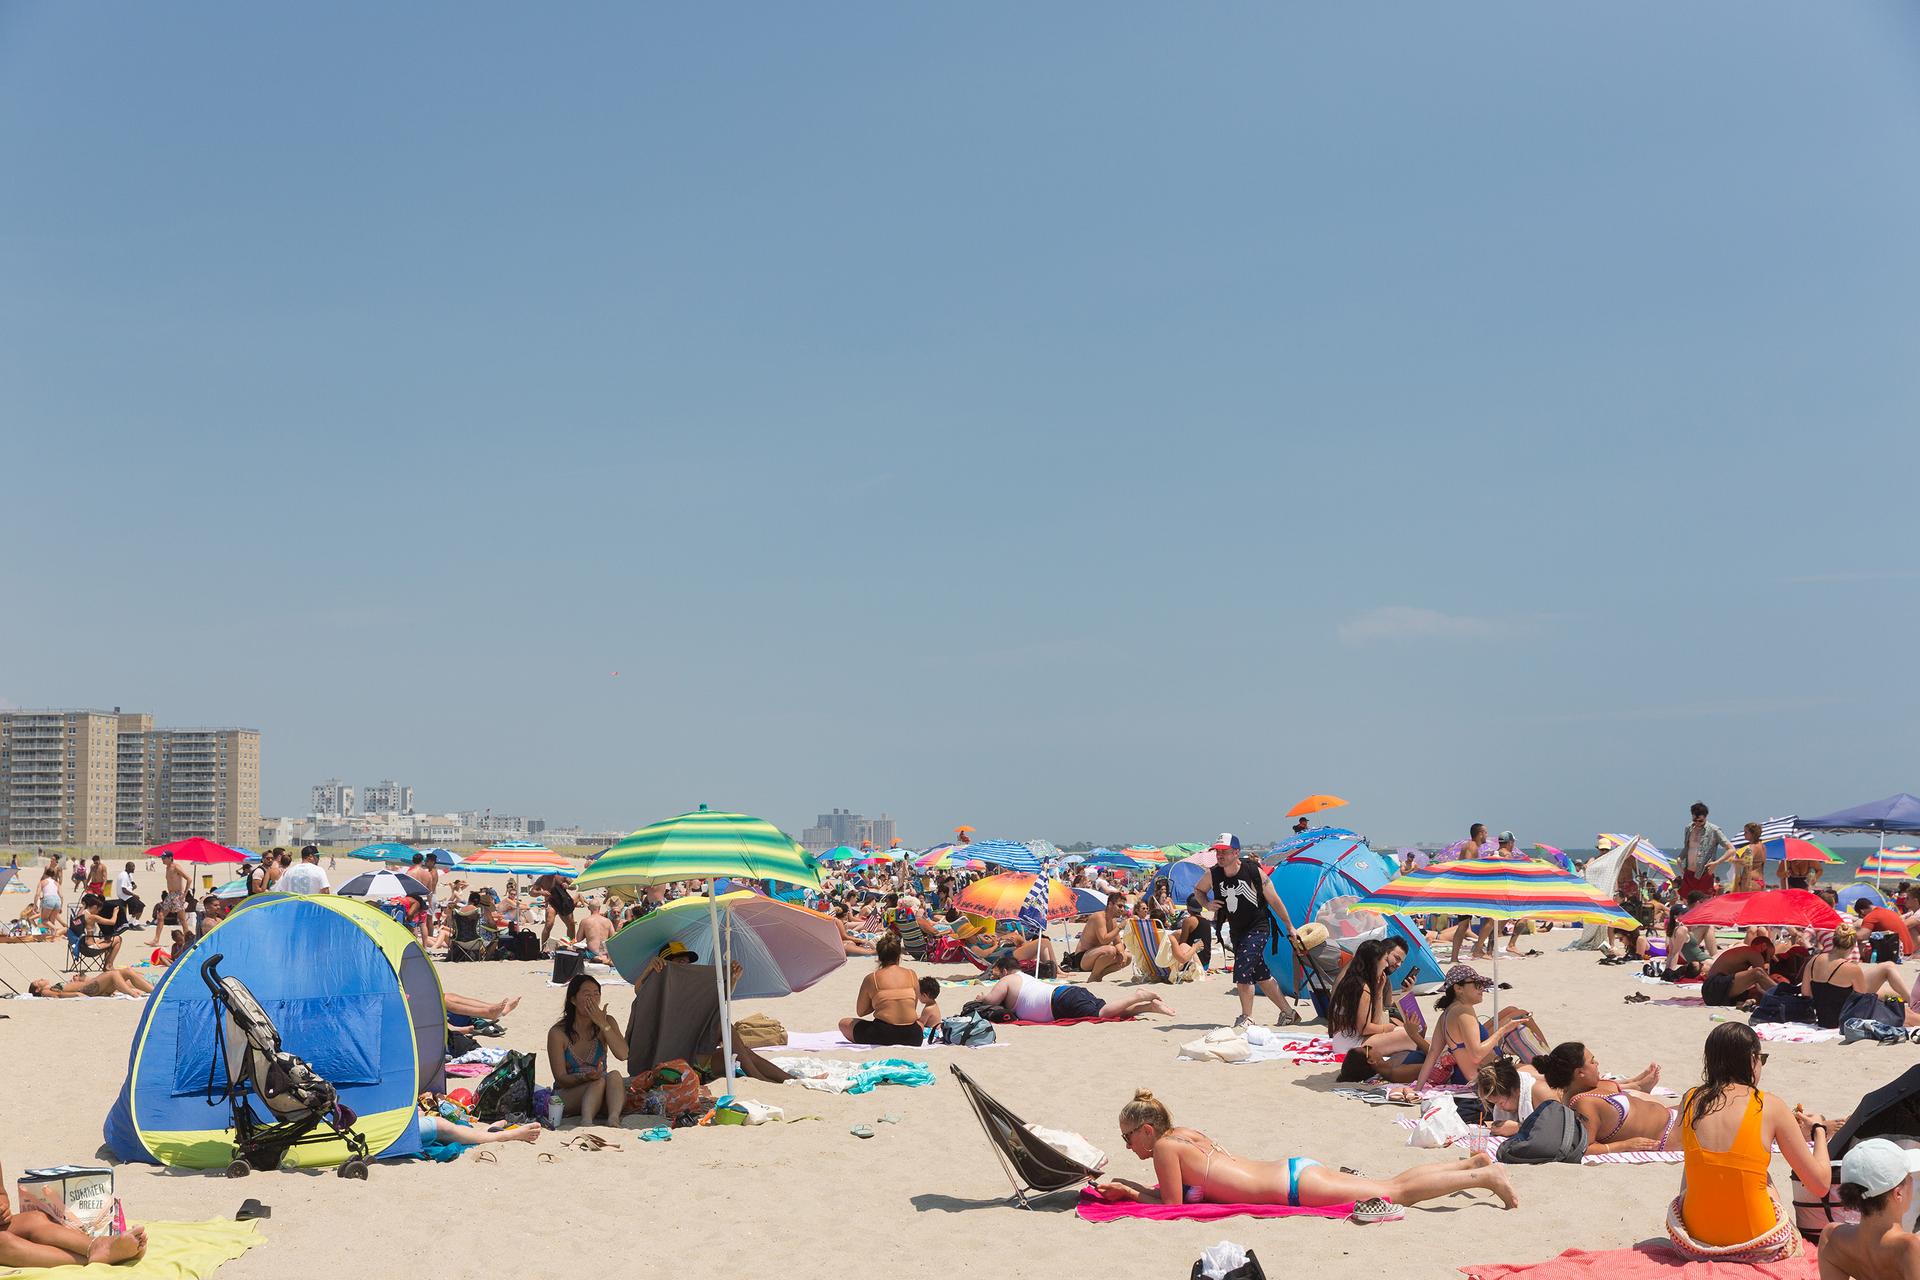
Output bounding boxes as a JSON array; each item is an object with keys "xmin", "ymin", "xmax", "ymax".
[
  {"xmin": 1667, "ymin": 1022, "xmax": 1833, "ymax": 1261},
  {"xmin": 1407, "ymin": 964, "xmax": 1544, "ymax": 1087},
  {"xmin": 547, "ymin": 974, "xmax": 628, "ymax": 1128},
  {"xmin": 1091, "ymin": 1089, "xmax": 1516, "ymax": 1223},
  {"xmin": 1801, "ymin": 921, "xmax": 1920, "ymax": 1031},
  {"xmin": 838, "ymin": 933, "xmax": 925, "ymax": 1047},
  {"xmin": 0, "ymin": 1160, "xmax": 146, "ymax": 1269},
  {"xmin": 974, "ymin": 950, "xmax": 1175, "ymax": 1023},
  {"xmin": 28, "ymin": 968, "xmax": 155, "ymax": 999},
  {"xmin": 1326, "ymin": 938, "xmax": 1425, "ymax": 1059}
]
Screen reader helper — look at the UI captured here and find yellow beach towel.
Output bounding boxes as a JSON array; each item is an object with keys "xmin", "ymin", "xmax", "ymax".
[{"xmin": 1, "ymin": 1218, "xmax": 262, "ymax": 1279}]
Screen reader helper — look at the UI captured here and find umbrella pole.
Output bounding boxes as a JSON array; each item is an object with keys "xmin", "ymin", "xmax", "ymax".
[
  {"xmin": 1490, "ymin": 932, "xmax": 1502, "ymax": 1024},
  {"xmin": 709, "ymin": 885, "xmax": 736, "ymax": 1093},
  {"xmin": 1875, "ymin": 834, "xmax": 1886, "ymax": 885}
]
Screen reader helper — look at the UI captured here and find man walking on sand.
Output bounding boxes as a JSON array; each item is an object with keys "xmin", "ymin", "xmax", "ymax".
[
  {"xmin": 151, "ymin": 852, "xmax": 188, "ymax": 946},
  {"xmin": 1679, "ymin": 802, "xmax": 1729, "ymax": 899},
  {"xmin": 1192, "ymin": 834, "xmax": 1301, "ymax": 1028}
]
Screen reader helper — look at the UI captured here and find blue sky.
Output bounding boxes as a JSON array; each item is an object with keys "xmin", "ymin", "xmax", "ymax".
[{"xmin": 3, "ymin": 4, "xmax": 1917, "ymax": 848}]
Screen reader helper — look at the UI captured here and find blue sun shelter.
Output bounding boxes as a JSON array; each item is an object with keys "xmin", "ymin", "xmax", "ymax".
[
  {"xmin": 105, "ymin": 894, "xmax": 445, "ymax": 1169},
  {"xmin": 1262, "ymin": 837, "xmax": 1442, "ymax": 998}
]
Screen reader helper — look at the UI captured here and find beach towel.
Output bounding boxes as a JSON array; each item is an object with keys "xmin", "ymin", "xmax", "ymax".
[
  {"xmin": 1075, "ymin": 1189, "xmax": 1354, "ymax": 1223},
  {"xmin": 1459, "ymin": 1242, "xmax": 1819, "ymax": 1280},
  {"xmin": 1006, "ymin": 1015, "xmax": 1136, "ymax": 1028},
  {"xmin": 772, "ymin": 1029, "xmax": 1000, "ymax": 1052},
  {"xmin": 1750, "ymin": 1022, "xmax": 1842, "ymax": 1044},
  {"xmin": 765, "ymin": 1056, "xmax": 936, "ymax": 1094},
  {"xmin": 0, "ymin": 1217, "xmax": 263, "ymax": 1279},
  {"xmin": 1178, "ymin": 1025, "xmax": 1341, "ymax": 1065},
  {"xmin": 1390, "ymin": 1118, "xmax": 1683, "ymax": 1164}
]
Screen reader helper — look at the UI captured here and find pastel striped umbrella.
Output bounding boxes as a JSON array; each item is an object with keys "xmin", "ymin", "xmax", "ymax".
[
  {"xmin": 962, "ymin": 839, "xmax": 1045, "ymax": 875},
  {"xmin": 463, "ymin": 843, "xmax": 578, "ymax": 876},
  {"xmin": 1356, "ymin": 857, "xmax": 1636, "ymax": 1018},
  {"xmin": 1597, "ymin": 833, "xmax": 1678, "ymax": 879},
  {"xmin": 814, "ymin": 845, "xmax": 864, "ymax": 863},
  {"xmin": 953, "ymin": 872, "xmax": 1078, "ymax": 924}
]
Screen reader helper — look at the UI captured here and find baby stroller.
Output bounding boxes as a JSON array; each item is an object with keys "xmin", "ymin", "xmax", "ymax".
[{"xmin": 200, "ymin": 953, "xmax": 371, "ymax": 1179}]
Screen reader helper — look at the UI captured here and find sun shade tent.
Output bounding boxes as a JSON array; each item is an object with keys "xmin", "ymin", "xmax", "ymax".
[
  {"xmin": 104, "ymin": 893, "xmax": 445, "ymax": 1169},
  {"xmin": 1261, "ymin": 837, "xmax": 1443, "ymax": 998}
]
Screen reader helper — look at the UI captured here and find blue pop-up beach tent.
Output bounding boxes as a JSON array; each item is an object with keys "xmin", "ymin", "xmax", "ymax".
[
  {"xmin": 104, "ymin": 894, "xmax": 444, "ymax": 1169},
  {"xmin": 1262, "ymin": 837, "xmax": 1443, "ymax": 997}
]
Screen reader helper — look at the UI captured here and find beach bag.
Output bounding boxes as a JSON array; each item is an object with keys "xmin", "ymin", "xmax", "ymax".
[
  {"xmin": 1792, "ymin": 1155, "xmax": 1855, "ymax": 1242},
  {"xmin": 550, "ymin": 950, "xmax": 587, "ymax": 985},
  {"xmin": 1498, "ymin": 1099, "xmax": 1589, "ymax": 1164},
  {"xmin": 1751, "ymin": 986, "xmax": 1817, "ymax": 1026},
  {"xmin": 474, "ymin": 1050, "xmax": 536, "ymax": 1122},
  {"xmin": 509, "ymin": 930, "xmax": 541, "ymax": 961},
  {"xmin": 936, "ymin": 1013, "xmax": 997, "ymax": 1047},
  {"xmin": 733, "ymin": 1013, "xmax": 786, "ymax": 1048},
  {"xmin": 1408, "ymin": 1096, "xmax": 1470, "ymax": 1149},
  {"xmin": 962, "ymin": 999, "xmax": 1011, "ymax": 1024},
  {"xmin": 628, "ymin": 1059, "xmax": 710, "ymax": 1126},
  {"xmin": 1190, "ymin": 1244, "xmax": 1266, "ymax": 1280}
]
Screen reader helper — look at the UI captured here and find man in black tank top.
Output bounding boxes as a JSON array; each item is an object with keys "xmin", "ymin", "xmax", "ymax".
[{"xmin": 1193, "ymin": 833, "xmax": 1301, "ymax": 1028}]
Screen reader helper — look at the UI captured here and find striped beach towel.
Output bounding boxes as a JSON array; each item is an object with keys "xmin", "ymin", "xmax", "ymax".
[{"xmin": 1390, "ymin": 1117, "xmax": 1683, "ymax": 1165}]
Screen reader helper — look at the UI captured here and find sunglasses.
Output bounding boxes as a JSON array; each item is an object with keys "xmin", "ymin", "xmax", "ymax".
[{"xmin": 1756, "ymin": 1052, "xmax": 1769, "ymax": 1064}]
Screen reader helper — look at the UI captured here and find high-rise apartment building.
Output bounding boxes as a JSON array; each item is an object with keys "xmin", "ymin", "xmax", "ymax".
[
  {"xmin": 798, "ymin": 808, "xmax": 899, "ymax": 852},
  {"xmin": 310, "ymin": 779, "xmax": 354, "ymax": 818},
  {"xmin": 361, "ymin": 780, "xmax": 414, "ymax": 815},
  {"xmin": 0, "ymin": 711, "xmax": 259, "ymax": 849}
]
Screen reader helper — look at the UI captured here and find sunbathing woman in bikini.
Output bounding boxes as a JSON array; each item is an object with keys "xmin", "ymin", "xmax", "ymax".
[
  {"xmin": 1535, "ymin": 1042, "xmax": 1677, "ymax": 1152},
  {"xmin": 28, "ymin": 968, "xmax": 155, "ymax": 998},
  {"xmin": 1091, "ymin": 1089, "xmax": 1517, "ymax": 1222}
]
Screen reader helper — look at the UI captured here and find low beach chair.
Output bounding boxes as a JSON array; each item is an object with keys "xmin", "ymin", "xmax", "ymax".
[
  {"xmin": 1496, "ymin": 1021, "xmax": 1549, "ymax": 1064},
  {"xmin": 951, "ymin": 1065, "xmax": 1100, "ymax": 1209},
  {"xmin": 64, "ymin": 909, "xmax": 109, "ymax": 975},
  {"xmin": 892, "ymin": 911, "xmax": 931, "ymax": 962},
  {"xmin": 1284, "ymin": 930, "xmax": 1340, "ymax": 1019},
  {"xmin": 1121, "ymin": 917, "xmax": 1202, "ymax": 984}
]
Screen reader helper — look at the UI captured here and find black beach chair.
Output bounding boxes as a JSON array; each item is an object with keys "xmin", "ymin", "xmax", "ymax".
[
  {"xmin": 65, "ymin": 908, "xmax": 110, "ymax": 975},
  {"xmin": 951, "ymin": 1065, "xmax": 1099, "ymax": 1209}
]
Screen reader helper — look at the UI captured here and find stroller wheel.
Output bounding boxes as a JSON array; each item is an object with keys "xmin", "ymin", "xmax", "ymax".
[
  {"xmin": 225, "ymin": 1159, "xmax": 251, "ymax": 1179},
  {"xmin": 337, "ymin": 1158, "xmax": 369, "ymax": 1181}
]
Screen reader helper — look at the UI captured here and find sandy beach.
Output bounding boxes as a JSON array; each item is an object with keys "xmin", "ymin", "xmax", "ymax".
[{"xmin": 0, "ymin": 933, "xmax": 1871, "ymax": 1280}]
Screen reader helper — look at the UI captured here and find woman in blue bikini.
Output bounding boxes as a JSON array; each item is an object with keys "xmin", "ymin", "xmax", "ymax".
[
  {"xmin": 547, "ymin": 974, "xmax": 628, "ymax": 1127},
  {"xmin": 1090, "ymin": 1089, "xmax": 1518, "ymax": 1223}
]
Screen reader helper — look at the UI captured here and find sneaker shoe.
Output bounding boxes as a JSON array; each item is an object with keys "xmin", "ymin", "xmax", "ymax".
[
  {"xmin": 1351, "ymin": 1197, "xmax": 1404, "ymax": 1225},
  {"xmin": 1275, "ymin": 1005, "xmax": 1304, "ymax": 1027},
  {"xmin": 1231, "ymin": 1014, "xmax": 1252, "ymax": 1030}
]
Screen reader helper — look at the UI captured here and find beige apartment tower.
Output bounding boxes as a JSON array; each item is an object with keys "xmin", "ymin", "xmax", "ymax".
[{"xmin": 0, "ymin": 710, "xmax": 260, "ymax": 850}]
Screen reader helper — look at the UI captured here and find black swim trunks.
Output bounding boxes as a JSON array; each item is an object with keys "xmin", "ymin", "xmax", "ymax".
[
  {"xmin": 1049, "ymin": 984, "xmax": 1105, "ymax": 1021},
  {"xmin": 1701, "ymin": 971, "xmax": 1736, "ymax": 1006},
  {"xmin": 1232, "ymin": 924, "xmax": 1273, "ymax": 986},
  {"xmin": 848, "ymin": 1018, "xmax": 924, "ymax": 1047}
]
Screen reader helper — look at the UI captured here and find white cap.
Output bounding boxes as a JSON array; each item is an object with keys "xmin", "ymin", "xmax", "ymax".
[
  {"xmin": 1212, "ymin": 833, "xmax": 1240, "ymax": 852},
  {"xmin": 1840, "ymin": 1139, "xmax": 1920, "ymax": 1197}
]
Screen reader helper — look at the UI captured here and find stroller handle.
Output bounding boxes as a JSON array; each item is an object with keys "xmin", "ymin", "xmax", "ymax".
[{"xmin": 200, "ymin": 952, "xmax": 227, "ymax": 997}]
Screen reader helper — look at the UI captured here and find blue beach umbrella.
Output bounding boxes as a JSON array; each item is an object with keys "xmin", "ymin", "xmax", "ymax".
[
  {"xmin": 964, "ymin": 839, "xmax": 1045, "ymax": 875},
  {"xmin": 348, "ymin": 842, "xmax": 424, "ymax": 864},
  {"xmin": 1081, "ymin": 850, "xmax": 1150, "ymax": 872}
]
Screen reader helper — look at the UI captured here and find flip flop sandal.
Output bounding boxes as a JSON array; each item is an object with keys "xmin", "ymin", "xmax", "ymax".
[
  {"xmin": 849, "ymin": 1125, "xmax": 875, "ymax": 1139},
  {"xmin": 876, "ymin": 1114, "xmax": 901, "ymax": 1125},
  {"xmin": 1624, "ymin": 993, "xmax": 1651, "ymax": 1004},
  {"xmin": 235, "ymin": 1200, "xmax": 271, "ymax": 1222}
]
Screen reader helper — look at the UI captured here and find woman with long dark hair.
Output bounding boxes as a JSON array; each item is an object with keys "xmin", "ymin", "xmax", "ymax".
[
  {"xmin": 547, "ymin": 973, "xmax": 628, "ymax": 1127},
  {"xmin": 1326, "ymin": 938, "xmax": 1422, "ymax": 1059},
  {"xmin": 1666, "ymin": 1022, "xmax": 1832, "ymax": 1261}
]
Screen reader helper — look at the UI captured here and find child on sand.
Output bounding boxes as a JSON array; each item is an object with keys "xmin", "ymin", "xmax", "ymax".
[{"xmin": 916, "ymin": 976, "xmax": 943, "ymax": 1032}]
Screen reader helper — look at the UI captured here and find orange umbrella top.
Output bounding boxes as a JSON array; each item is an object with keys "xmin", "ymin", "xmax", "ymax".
[{"xmin": 1286, "ymin": 794, "xmax": 1348, "ymax": 819}]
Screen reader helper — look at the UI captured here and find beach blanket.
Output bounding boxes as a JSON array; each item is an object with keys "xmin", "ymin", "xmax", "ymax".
[
  {"xmin": 1459, "ymin": 1242, "xmax": 1819, "ymax": 1279},
  {"xmin": 1007, "ymin": 1015, "xmax": 1136, "ymax": 1028},
  {"xmin": 1751, "ymin": 1022, "xmax": 1842, "ymax": 1044},
  {"xmin": 1390, "ymin": 1118, "xmax": 1683, "ymax": 1164},
  {"xmin": 1075, "ymin": 1189, "xmax": 1353, "ymax": 1223},
  {"xmin": 1178, "ymin": 1025, "xmax": 1342, "ymax": 1065},
  {"xmin": 771, "ymin": 1030, "xmax": 1000, "ymax": 1052},
  {"xmin": 1637, "ymin": 974, "xmax": 1704, "ymax": 987},
  {"xmin": 0, "ymin": 1217, "xmax": 263, "ymax": 1279},
  {"xmin": 448, "ymin": 1045, "xmax": 509, "ymax": 1067},
  {"xmin": 765, "ymin": 1056, "xmax": 936, "ymax": 1094}
]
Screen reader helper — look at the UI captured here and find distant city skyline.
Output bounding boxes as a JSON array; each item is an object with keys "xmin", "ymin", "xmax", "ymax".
[{"xmin": 4, "ymin": 6, "xmax": 1914, "ymax": 850}]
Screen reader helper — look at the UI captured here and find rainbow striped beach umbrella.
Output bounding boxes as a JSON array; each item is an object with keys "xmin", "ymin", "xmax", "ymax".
[
  {"xmin": 462, "ymin": 843, "xmax": 577, "ymax": 876},
  {"xmin": 1356, "ymin": 857, "xmax": 1636, "ymax": 1018},
  {"xmin": 953, "ymin": 872, "xmax": 1078, "ymax": 924},
  {"xmin": 1863, "ymin": 847, "xmax": 1920, "ymax": 879},
  {"xmin": 1596, "ymin": 833, "xmax": 1678, "ymax": 879}
]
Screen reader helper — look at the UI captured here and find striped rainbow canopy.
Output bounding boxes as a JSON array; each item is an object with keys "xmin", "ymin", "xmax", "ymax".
[
  {"xmin": 1355, "ymin": 857, "xmax": 1637, "ymax": 927},
  {"xmin": 574, "ymin": 807, "xmax": 821, "ymax": 891},
  {"xmin": 1864, "ymin": 847, "xmax": 1920, "ymax": 878},
  {"xmin": 462, "ymin": 843, "xmax": 577, "ymax": 876},
  {"xmin": 953, "ymin": 872, "xmax": 1079, "ymax": 923},
  {"xmin": 814, "ymin": 846, "xmax": 864, "ymax": 863},
  {"xmin": 1596, "ymin": 833, "xmax": 1678, "ymax": 879}
]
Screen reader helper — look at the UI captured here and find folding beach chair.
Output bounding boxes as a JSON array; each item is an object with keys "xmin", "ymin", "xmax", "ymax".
[
  {"xmin": 892, "ymin": 911, "xmax": 931, "ymax": 962},
  {"xmin": 951, "ymin": 1065, "xmax": 1100, "ymax": 1209},
  {"xmin": 1122, "ymin": 918, "xmax": 1202, "ymax": 984},
  {"xmin": 1497, "ymin": 1022, "xmax": 1549, "ymax": 1064},
  {"xmin": 64, "ymin": 908, "xmax": 110, "ymax": 975},
  {"xmin": 1284, "ymin": 930, "xmax": 1340, "ymax": 1019}
]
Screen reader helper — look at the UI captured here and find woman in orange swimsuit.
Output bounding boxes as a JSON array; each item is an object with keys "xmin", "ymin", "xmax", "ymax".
[{"xmin": 1667, "ymin": 1022, "xmax": 1834, "ymax": 1261}]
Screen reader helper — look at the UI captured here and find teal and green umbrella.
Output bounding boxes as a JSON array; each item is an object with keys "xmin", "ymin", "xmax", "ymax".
[{"xmin": 575, "ymin": 807, "xmax": 821, "ymax": 892}]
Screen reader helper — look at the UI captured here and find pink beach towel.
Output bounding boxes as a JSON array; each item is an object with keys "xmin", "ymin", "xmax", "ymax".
[
  {"xmin": 1076, "ymin": 1189, "xmax": 1354, "ymax": 1223},
  {"xmin": 1460, "ymin": 1242, "xmax": 1819, "ymax": 1279},
  {"xmin": 1007, "ymin": 1015, "xmax": 1138, "ymax": 1028}
]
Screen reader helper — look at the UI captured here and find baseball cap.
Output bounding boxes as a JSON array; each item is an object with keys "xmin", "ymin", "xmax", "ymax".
[
  {"xmin": 1211, "ymin": 832, "xmax": 1242, "ymax": 853},
  {"xmin": 1444, "ymin": 963, "xmax": 1491, "ymax": 989},
  {"xmin": 1840, "ymin": 1139, "xmax": 1920, "ymax": 1197}
]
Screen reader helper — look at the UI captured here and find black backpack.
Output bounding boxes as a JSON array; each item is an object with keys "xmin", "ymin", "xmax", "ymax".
[
  {"xmin": 1498, "ymin": 1099, "xmax": 1590, "ymax": 1164},
  {"xmin": 473, "ymin": 1050, "xmax": 536, "ymax": 1122}
]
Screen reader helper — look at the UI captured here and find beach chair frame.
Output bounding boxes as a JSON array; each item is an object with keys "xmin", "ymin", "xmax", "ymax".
[{"xmin": 950, "ymin": 1065, "xmax": 1099, "ymax": 1209}]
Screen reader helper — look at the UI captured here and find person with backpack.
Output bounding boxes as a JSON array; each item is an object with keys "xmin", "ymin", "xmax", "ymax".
[{"xmin": 1189, "ymin": 833, "xmax": 1301, "ymax": 1029}]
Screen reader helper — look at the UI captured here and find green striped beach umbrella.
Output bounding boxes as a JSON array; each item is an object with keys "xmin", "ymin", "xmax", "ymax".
[
  {"xmin": 573, "ymin": 806, "xmax": 818, "ymax": 1090},
  {"xmin": 574, "ymin": 806, "xmax": 822, "ymax": 893}
]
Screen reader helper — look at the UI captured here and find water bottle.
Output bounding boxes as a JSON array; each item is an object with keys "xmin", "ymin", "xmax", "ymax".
[{"xmin": 547, "ymin": 1095, "xmax": 563, "ymax": 1129}]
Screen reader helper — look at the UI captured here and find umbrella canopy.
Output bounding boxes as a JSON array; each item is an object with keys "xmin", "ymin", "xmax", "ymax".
[
  {"xmin": 347, "ymin": 842, "xmax": 423, "ymax": 864},
  {"xmin": 1800, "ymin": 794, "xmax": 1920, "ymax": 836},
  {"xmin": 575, "ymin": 807, "xmax": 821, "ymax": 892},
  {"xmin": 1080, "ymin": 851, "xmax": 1149, "ymax": 872},
  {"xmin": 913, "ymin": 850, "xmax": 986, "ymax": 872},
  {"xmin": 1072, "ymin": 887, "xmax": 1108, "ymax": 914},
  {"xmin": 1159, "ymin": 843, "xmax": 1208, "ymax": 861},
  {"xmin": 463, "ymin": 853, "xmax": 579, "ymax": 877},
  {"xmin": 1356, "ymin": 858, "xmax": 1637, "ymax": 927},
  {"xmin": 337, "ymin": 870, "xmax": 429, "ymax": 899},
  {"xmin": 416, "ymin": 848, "xmax": 464, "ymax": 867},
  {"xmin": 1265, "ymin": 827, "xmax": 1362, "ymax": 862},
  {"xmin": 1120, "ymin": 846, "xmax": 1167, "ymax": 864},
  {"xmin": 814, "ymin": 846, "xmax": 864, "ymax": 863},
  {"xmin": 1532, "ymin": 844, "xmax": 1572, "ymax": 871},
  {"xmin": 146, "ymin": 837, "xmax": 247, "ymax": 864},
  {"xmin": 953, "ymin": 873, "xmax": 1078, "ymax": 923},
  {"xmin": 1680, "ymin": 889, "xmax": 1841, "ymax": 930},
  {"xmin": 1286, "ymin": 794, "xmax": 1348, "ymax": 819},
  {"xmin": 1765, "ymin": 837, "xmax": 1843, "ymax": 864},
  {"xmin": 961, "ymin": 839, "xmax": 1045, "ymax": 875},
  {"xmin": 1863, "ymin": 847, "xmax": 1920, "ymax": 878},
  {"xmin": 605, "ymin": 891, "xmax": 844, "ymax": 997},
  {"xmin": 210, "ymin": 877, "xmax": 250, "ymax": 900},
  {"xmin": 1835, "ymin": 883, "xmax": 1893, "ymax": 912},
  {"xmin": 1596, "ymin": 834, "xmax": 1678, "ymax": 879}
]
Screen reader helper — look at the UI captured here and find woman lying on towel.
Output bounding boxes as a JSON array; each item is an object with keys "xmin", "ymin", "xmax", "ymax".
[
  {"xmin": 1475, "ymin": 1052, "xmax": 1671, "ymax": 1153},
  {"xmin": 1091, "ymin": 1089, "xmax": 1517, "ymax": 1218},
  {"xmin": 1666, "ymin": 1022, "xmax": 1834, "ymax": 1263},
  {"xmin": 974, "ymin": 950, "xmax": 1175, "ymax": 1022}
]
